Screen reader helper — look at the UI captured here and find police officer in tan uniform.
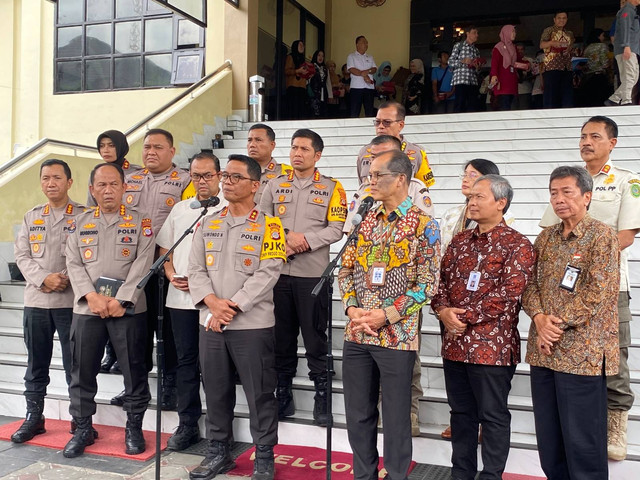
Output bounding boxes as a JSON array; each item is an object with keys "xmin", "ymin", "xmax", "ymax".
[
  {"xmin": 63, "ymin": 163, "xmax": 154, "ymax": 458},
  {"xmin": 188, "ymin": 155, "xmax": 286, "ymax": 480},
  {"xmin": 11, "ymin": 159, "xmax": 85, "ymax": 443},
  {"xmin": 539, "ymin": 116, "xmax": 640, "ymax": 461},
  {"xmin": 246, "ymin": 123, "xmax": 293, "ymax": 204},
  {"xmin": 357, "ymin": 101, "xmax": 435, "ymax": 188},
  {"xmin": 260, "ymin": 129, "xmax": 347, "ymax": 426},
  {"xmin": 118, "ymin": 128, "xmax": 191, "ymax": 409}
]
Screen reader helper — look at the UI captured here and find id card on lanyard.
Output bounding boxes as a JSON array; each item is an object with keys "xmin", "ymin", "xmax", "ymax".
[{"xmin": 466, "ymin": 253, "xmax": 484, "ymax": 292}]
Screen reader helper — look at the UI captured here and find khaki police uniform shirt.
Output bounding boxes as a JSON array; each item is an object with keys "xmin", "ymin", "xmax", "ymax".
[
  {"xmin": 188, "ymin": 206, "xmax": 286, "ymax": 330},
  {"xmin": 343, "ymin": 179, "xmax": 435, "ymax": 233},
  {"xmin": 15, "ymin": 201, "xmax": 85, "ymax": 309},
  {"xmin": 356, "ymin": 136, "xmax": 435, "ymax": 188},
  {"xmin": 260, "ymin": 169, "xmax": 347, "ymax": 277},
  {"xmin": 124, "ymin": 165, "xmax": 191, "ymax": 230},
  {"xmin": 87, "ymin": 160, "xmax": 142, "ymax": 207},
  {"xmin": 540, "ymin": 160, "xmax": 640, "ymax": 292},
  {"xmin": 255, "ymin": 160, "xmax": 293, "ymax": 205},
  {"xmin": 65, "ymin": 205, "xmax": 155, "ymax": 315}
]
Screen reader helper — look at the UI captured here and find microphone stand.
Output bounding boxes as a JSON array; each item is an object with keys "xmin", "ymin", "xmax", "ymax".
[
  {"xmin": 311, "ymin": 216, "xmax": 367, "ymax": 480},
  {"xmin": 137, "ymin": 204, "xmax": 211, "ymax": 480}
]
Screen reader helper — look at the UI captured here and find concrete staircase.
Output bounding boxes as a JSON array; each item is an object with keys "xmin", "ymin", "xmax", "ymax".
[{"xmin": 1, "ymin": 106, "xmax": 639, "ymax": 477}]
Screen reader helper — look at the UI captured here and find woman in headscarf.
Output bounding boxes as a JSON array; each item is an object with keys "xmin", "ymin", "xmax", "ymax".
[
  {"xmin": 374, "ymin": 61, "xmax": 395, "ymax": 107},
  {"xmin": 90, "ymin": 130, "xmax": 138, "ymax": 207},
  {"xmin": 490, "ymin": 25, "xmax": 519, "ymax": 111},
  {"xmin": 284, "ymin": 39, "xmax": 309, "ymax": 119},
  {"xmin": 403, "ymin": 59, "xmax": 425, "ymax": 114},
  {"xmin": 309, "ymin": 50, "xmax": 332, "ymax": 118}
]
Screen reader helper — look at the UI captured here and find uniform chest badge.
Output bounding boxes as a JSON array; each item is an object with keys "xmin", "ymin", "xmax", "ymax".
[
  {"xmin": 278, "ymin": 195, "xmax": 286, "ymax": 202},
  {"xmin": 246, "ymin": 222, "xmax": 261, "ymax": 232},
  {"xmin": 166, "ymin": 197, "xmax": 175, "ymax": 207},
  {"xmin": 349, "ymin": 200, "xmax": 356, "ymax": 212},
  {"xmin": 278, "ymin": 205, "xmax": 286, "ymax": 215},
  {"xmin": 171, "ymin": 171, "xmax": 179, "ymax": 179},
  {"xmin": 33, "ymin": 219, "xmax": 44, "ymax": 225},
  {"xmin": 631, "ymin": 184, "xmax": 640, "ymax": 198},
  {"xmin": 32, "ymin": 243, "xmax": 40, "ymax": 253},
  {"xmin": 312, "ymin": 197, "xmax": 324, "ymax": 205},
  {"xmin": 126, "ymin": 194, "xmax": 134, "ymax": 204},
  {"xmin": 83, "ymin": 223, "xmax": 96, "ymax": 229},
  {"xmin": 206, "ymin": 254, "xmax": 214, "ymax": 266},
  {"xmin": 266, "ymin": 174, "xmax": 276, "ymax": 179},
  {"xmin": 131, "ymin": 175, "xmax": 143, "ymax": 180},
  {"xmin": 81, "ymin": 238, "xmax": 95, "ymax": 245},
  {"xmin": 84, "ymin": 249, "xmax": 93, "ymax": 260},
  {"xmin": 314, "ymin": 183, "xmax": 327, "ymax": 189},
  {"xmin": 206, "ymin": 241, "xmax": 213, "ymax": 249},
  {"xmin": 244, "ymin": 258, "xmax": 253, "ymax": 267},
  {"xmin": 121, "ymin": 248, "xmax": 130, "ymax": 257},
  {"xmin": 119, "ymin": 223, "xmax": 137, "ymax": 228},
  {"xmin": 242, "ymin": 245, "xmax": 256, "ymax": 251},
  {"xmin": 143, "ymin": 227, "xmax": 153, "ymax": 237},
  {"xmin": 121, "ymin": 236, "xmax": 133, "ymax": 243},
  {"xmin": 279, "ymin": 182, "xmax": 292, "ymax": 188},
  {"xmin": 604, "ymin": 174, "xmax": 615, "ymax": 185},
  {"xmin": 268, "ymin": 222, "xmax": 281, "ymax": 240}
]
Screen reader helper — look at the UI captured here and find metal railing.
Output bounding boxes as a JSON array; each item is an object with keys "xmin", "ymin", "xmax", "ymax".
[{"xmin": 1, "ymin": 60, "xmax": 233, "ymax": 176}]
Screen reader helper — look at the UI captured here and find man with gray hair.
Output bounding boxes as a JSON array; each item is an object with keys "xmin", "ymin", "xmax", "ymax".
[
  {"xmin": 432, "ymin": 174, "xmax": 535, "ymax": 480},
  {"xmin": 524, "ymin": 165, "xmax": 619, "ymax": 479}
]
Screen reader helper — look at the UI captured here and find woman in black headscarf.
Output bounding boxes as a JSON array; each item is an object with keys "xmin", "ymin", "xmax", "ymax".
[
  {"xmin": 89, "ymin": 130, "xmax": 138, "ymax": 207},
  {"xmin": 284, "ymin": 40, "xmax": 310, "ymax": 119},
  {"xmin": 309, "ymin": 50, "xmax": 332, "ymax": 117}
]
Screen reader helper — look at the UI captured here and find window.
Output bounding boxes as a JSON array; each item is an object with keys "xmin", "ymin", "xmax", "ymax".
[{"xmin": 55, "ymin": 0, "xmax": 205, "ymax": 93}]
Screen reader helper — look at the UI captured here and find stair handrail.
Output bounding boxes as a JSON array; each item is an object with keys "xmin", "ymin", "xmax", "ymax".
[
  {"xmin": 124, "ymin": 59, "xmax": 232, "ymax": 136},
  {"xmin": 0, "ymin": 59, "xmax": 233, "ymax": 176}
]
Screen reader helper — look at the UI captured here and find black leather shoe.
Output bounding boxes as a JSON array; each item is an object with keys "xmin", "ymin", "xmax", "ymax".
[
  {"xmin": 167, "ymin": 423, "xmax": 200, "ymax": 451},
  {"xmin": 189, "ymin": 440, "xmax": 235, "ymax": 479},
  {"xmin": 276, "ymin": 375, "xmax": 294, "ymax": 419},
  {"xmin": 125, "ymin": 412, "xmax": 146, "ymax": 455},
  {"xmin": 11, "ymin": 412, "xmax": 45, "ymax": 443},
  {"xmin": 69, "ymin": 419, "xmax": 99, "ymax": 439},
  {"xmin": 63, "ymin": 417, "xmax": 95, "ymax": 458},
  {"xmin": 110, "ymin": 389, "xmax": 126, "ymax": 406},
  {"xmin": 110, "ymin": 360, "xmax": 122, "ymax": 374},
  {"xmin": 312, "ymin": 377, "xmax": 329, "ymax": 427},
  {"xmin": 100, "ymin": 342, "xmax": 117, "ymax": 373},
  {"xmin": 252, "ymin": 444, "xmax": 274, "ymax": 480}
]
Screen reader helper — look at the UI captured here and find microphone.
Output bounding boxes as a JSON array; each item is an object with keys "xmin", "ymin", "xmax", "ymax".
[
  {"xmin": 351, "ymin": 195, "xmax": 375, "ymax": 226},
  {"xmin": 190, "ymin": 197, "xmax": 221, "ymax": 209}
]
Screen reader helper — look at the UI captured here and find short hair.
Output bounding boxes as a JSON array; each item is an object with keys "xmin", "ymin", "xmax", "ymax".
[
  {"xmin": 291, "ymin": 128, "xmax": 324, "ymax": 152},
  {"xmin": 465, "ymin": 158, "xmax": 500, "ymax": 176},
  {"xmin": 90, "ymin": 162, "xmax": 125, "ymax": 185},
  {"xmin": 191, "ymin": 151, "xmax": 221, "ymax": 172},
  {"xmin": 144, "ymin": 128, "xmax": 173, "ymax": 147},
  {"xmin": 249, "ymin": 123, "xmax": 276, "ymax": 142},
  {"xmin": 377, "ymin": 101, "xmax": 406, "ymax": 120},
  {"xmin": 227, "ymin": 154, "xmax": 261, "ymax": 181},
  {"xmin": 549, "ymin": 165, "xmax": 593, "ymax": 195},
  {"xmin": 371, "ymin": 135, "xmax": 402, "ymax": 149},
  {"xmin": 583, "ymin": 115, "xmax": 618, "ymax": 139},
  {"xmin": 40, "ymin": 158, "xmax": 72, "ymax": 180},
  {"xmin": 475, "ymin": 174, "xmax": 513, "ymax": 214},
  {"xmin": 355, "ymin": 35, "xmax": 366, "ymax": 44},
  {"xmin": 437, "ymin": 50, "xmax": 449, "ymax": 59},
  {"xmin": 378, "ymin": 150, "xmax": 412, "ymax": 186},
  {"xmin": 466, "ymin": 26, "xmax": 478, "ymax": 34},
  {"xmin": 554, "ymin": 11, "xmax": 568, "ymax": 18}
]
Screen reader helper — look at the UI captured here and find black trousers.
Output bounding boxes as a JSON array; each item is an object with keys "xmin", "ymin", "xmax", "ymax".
[
  {"xmin": 350, "ymin": 88, "xmax": 375, "ymax": 117},
  {"xmin": 343, "ymin": 341, "xmax": 415, "ymax": 480},
  {"xmin": 69, "ymin": 313, "xmax": 150, "ymax": 417},
  {"xmin": 286, "ymin": 86, "xmax": 307, "ymax": 120},
  {"xmin": 530, "ymin": 366, "xmax": 608, "ymax": 480},
  {"xmin": 23, "ymin": 307, "xmax": 72, "ymax": 398},
  {"xmin": 199, "ymin": 326, "xmax": 278, "ymax": 446},
  {"xmin": 169, "ymin": 307, "xmax": 202, "ymax": 425},
  {"xmin": 443, "ymin": 359, "xmax": 516, "ymax": 480},
  {"xmin": 144, "ymin": 274, "xmax": 177, "ymax": 375},
  {"xmin": 542, "ymin": 70, "xmax": 573, "ymax": 108},
  {"xmin": 273, "ymin": 275, "xmax": 328, "ymax": 381},
  {"xmin": 453, "ymin": 84, "xmax": 479, "ymax": 113}
]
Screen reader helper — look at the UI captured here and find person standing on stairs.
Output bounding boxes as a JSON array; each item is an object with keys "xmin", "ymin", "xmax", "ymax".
[
  {"xmin": 339, "ymin": 150, "xmax": 440, "ymax": 480},
  {"xmin": 12, "ymin": 159, "xmax": 86, "ymax": 444},
  {"xmin": 246, "ymin": 123, "xmax": 293, "ymax": 205},
  {"xmin": 63, "ymin": 162, "xmax": 154, "ymax": 457},
  {"xmin": 539, "ymin": 115, "xmax": 640, "ymax": 461},
  {"xmin": 260, "ymin": 129, "xmax": 347, "ymax": 426}
]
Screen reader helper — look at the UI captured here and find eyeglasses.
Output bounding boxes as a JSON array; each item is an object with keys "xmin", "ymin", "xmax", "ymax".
[
  {"xmin": 459, "ymin": 172, "xmax": 481, "ymax": 180},
  {"xmin": 367, "ymin": 171, "xmax": 400, "ymax": 182},
  {"xmin": 190, "ymin": 172, "xmax": 219, "ymax": 182},
  {"xmin": 373, "ymin": 119, "xmax": 401, "ymax": 127},
  {"xmin": 220, "ymin": 172, "xmax": 255, "ymax": 184}
]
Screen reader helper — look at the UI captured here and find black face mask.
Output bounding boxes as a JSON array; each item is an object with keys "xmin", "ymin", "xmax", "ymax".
[{"xmin": 96, "ymin": 130, "xmax": 130, "ymax": 166}]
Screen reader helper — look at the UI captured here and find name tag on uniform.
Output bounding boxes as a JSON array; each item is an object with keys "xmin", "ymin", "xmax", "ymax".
[
  {"xmin": 560, "ymin": 264, "xmax": 581, "ymax": 292},
  {"xmin": 466, "ymin": 271, "xmax": 481, "ymax": 291},
  {"xmin": 370, "ymin": 262, "xmax": 386, "ymax": 286}
]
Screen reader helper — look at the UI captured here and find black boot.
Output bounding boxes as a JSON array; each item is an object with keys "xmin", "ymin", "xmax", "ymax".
[
  {"xmin": 11, "ymin": 397, "xmax": 45, "ymax": 443},
  {"xmin": 252, "ymin": 444, "xmax": 275, "ymax": 480},
  {"xmin": 313, "ymin": 376, "xmax": 329, "ymax": 427},
  {"xmin": 110, "ymin": 389, "xmax": 126, "ymax": 406},
  {"xmin": 161, "ymin": 373, "xmax": 177, "ymax": 411},
  {"xmin": 276, "ymin": 374, "xmax": 294, "ymax": 419},
  {"xmin": 125, "ymin": 412, "xmax": 146, "ymax": 455},
  {"xmin": 167, "ymin": 422, "xmax": 200, "ymax": 451},
  {"xmin": 69, "ymin": 419, "xmax": 99, "ymax": 439},
  {"xmin": 100, "ymin": 341, "xmax": 117, "ymax": 373},
  {"xmin": 189, "ymin": 440, "xmax": 235, "ymax": 479},
  {"xmin": 63, "ymin": 416, "xmax": 95, "ymax": 458},
  {"xmin": 110, "ymin": 360, "xmax": 122, "ymax": 374}
]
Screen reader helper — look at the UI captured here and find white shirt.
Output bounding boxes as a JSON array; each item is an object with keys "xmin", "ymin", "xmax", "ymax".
[
  {"xmin": 347, "ymin": 51, "xmax": 377, "ymax": 90},
  {"xmin": 156, "ymin": 195, "xmax": 227, "ymax": 309}
]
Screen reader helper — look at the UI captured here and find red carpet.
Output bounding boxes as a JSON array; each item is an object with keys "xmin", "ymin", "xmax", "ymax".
[
  {"xmin": 504, "ymin": 475, "xmax": 545, "ymax": 480},
  {"xmin": 0, "ymin": 418, "xmax": 170, "ymax": 461},
  {"xmin": 228, "ymin": 444, "xmax": 416, "ymax": 479}
]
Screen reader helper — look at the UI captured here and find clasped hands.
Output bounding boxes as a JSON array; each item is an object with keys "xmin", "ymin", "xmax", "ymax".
[
  {"xmin": 286, "ymin": 231, "xmax": 309, "ymax": 257},
  {"xmin": 437, "ymin": 307, "xmax": 467, "ymax": 341},
  {"xmin": 85, "ymin": 292, "xmax": 126, "ymax": 319},
  {"xmin": 346, "ymin": 307, "xmax": 386, "ymax": 336},
  {"xmin": 40, "ymin": 272, "xmax": 69, "ymax": 293},
  {"xmin": 203, "ymin": 294, "xmax": 240, "ymax": 333},
  {"xmin": 533, "ymin": 313, "xmax": 564, "ymax": 356}
]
